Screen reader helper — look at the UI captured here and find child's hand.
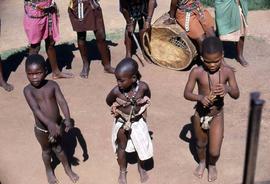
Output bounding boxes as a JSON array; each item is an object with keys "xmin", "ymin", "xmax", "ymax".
[
  {"xmin": 48, "ymin": 123, "xmax": 60, "ymax": 137},
  {"xmin": 199, "ymin": 95, "xmax": 212, "ymax": 107},
  {"xmin": 213, "ymin": 84, "xmax": 227, "ymax": 97}
]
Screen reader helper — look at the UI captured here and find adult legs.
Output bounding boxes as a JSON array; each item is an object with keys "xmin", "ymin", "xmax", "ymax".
[
  {"xmin": 192, "ymin": 114, "xmax": 208, "ymax": 179},
  {"xmin": 44, "ymin": 37, "xmax": 74, "ymax": 79},
  {"xmin": 94, "ymin": 25, "xmax": 114, "ymax": 73},
  {"xmin": 208, "ymin": 111, "xmax": 224, "ymax": 182},
  {"xmin": 35, "ymin": 129, "xmax": 58, "ymax": 184},
  {"xmin": 236, "ymin": 36, "xmax": 248, "ymax": 66},
  {"xmin": 0, "ymin": 58, "xmax": 13, "ymax": 92},
  {"xmin": 77, "ymin": 31, "xmax": 90, "ymax": 78},
  {"xmin": 52, "ymin": 145, "xmax": 79, "ymax": 183},
  {"xmin": 124, "ymin": 21, "xmax": 137, "ymax": 58},
  {"xmin": 116, "ymin": 128, "xmax": 128, "ymax": 184}
]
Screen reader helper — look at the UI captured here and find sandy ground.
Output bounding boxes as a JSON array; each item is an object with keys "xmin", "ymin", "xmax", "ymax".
[{"xmin": 0, "ymin": 1, "xmax": 270, "ymax": 184}]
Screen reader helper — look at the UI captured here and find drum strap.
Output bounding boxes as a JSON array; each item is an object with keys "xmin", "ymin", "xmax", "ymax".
[{"xmin": 185, "ymin": 12, "xmax": 191, "ymax": 32}]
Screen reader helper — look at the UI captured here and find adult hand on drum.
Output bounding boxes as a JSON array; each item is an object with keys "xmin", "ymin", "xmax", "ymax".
[{"xmin": 163, "ymin": 17, "xmax": 176, "ymax": 25}]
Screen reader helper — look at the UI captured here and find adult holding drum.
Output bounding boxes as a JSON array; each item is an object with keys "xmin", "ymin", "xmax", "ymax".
[{"xmin": 165, "ymin": 0, "xmax": 215, "ymax": 53}]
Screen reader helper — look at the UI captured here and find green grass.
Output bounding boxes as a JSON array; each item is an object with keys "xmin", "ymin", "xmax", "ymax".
[{"xmin": 201, "ymin": 0, "xmax": 270, "ymax": 10}]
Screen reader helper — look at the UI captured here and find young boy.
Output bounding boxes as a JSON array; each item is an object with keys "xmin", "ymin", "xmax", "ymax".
[
  {"xmin": 120, "ymin": 0, "xmax": 157, "ymax": 58},
  {"xmin": 183, "ymin": 37, "xmax": 239, "ymax": 182},
  {"xmin": 106, "ymin": 58, "xmax": 153, "ymax": 184},
  {"xmin": 166, "ymin": 0, "xmax": 215, "ymax": 52},
  {"xmin": 68, "ymin": 0, "xmax": 115, "ymax": 78},
  {"xmin": 23, "ymin": 54, "xmax": 79, "ymax": 184},
  {"xmin": 24, "ymin": 0, "xmax": 73, "ymax": 79}
]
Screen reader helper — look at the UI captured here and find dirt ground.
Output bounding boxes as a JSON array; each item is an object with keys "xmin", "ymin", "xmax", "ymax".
[{"xmin": 0, "ymin": 1, "xmax": 270, "ymax": 184}]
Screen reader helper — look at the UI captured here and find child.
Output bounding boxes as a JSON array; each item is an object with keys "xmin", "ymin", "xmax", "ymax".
[
  {"xmin": 68, "ymin": 0, "xmax": 115, "ymax": 78},
  {"xmin": 183, "ymin": 37, "xmax": 239, "ymax": 182},
  {"xmin": 23, "ymin": 54, "xmax": 79, "ymax": 184},
  {"xmin": 120, "ymin": 0, "xmax": 157, "ymax": 58},
  {"xmin": 215, "ymin": 0, "xmax": 248, "ymax": 66},
  {"xmin": 24, "ymin": 0, "xmax": 73, "ymax": 79},
  {"xmin": 106, "ymin": 58, "xmax": 153, "ymax": 184},
  {"xmin": 165, "ymin": 0, "xmax": 215, "ymax": 52}
]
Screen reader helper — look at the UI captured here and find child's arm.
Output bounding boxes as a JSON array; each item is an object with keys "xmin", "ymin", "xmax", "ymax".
[
  {"xmin": 184, "ymin": 68, "xmax": 212, "ymax": 106},
  {"xmin": 23, "ymin": 87, "xmax": 60, "ymax": 137},
  {"xmin": 143, "ymin": 82, "xmax": 151, "ymax": 98},
  {"xmin": 106, "ymin": 87, "xmax": 117, "ymax": 106},
  {"xmin": 54, "ymin": 82, "xmax": 73, "ymax": 131},
  {"xmin": 213, "ymin": 69, "xmax": 240, "ymax": 99}
]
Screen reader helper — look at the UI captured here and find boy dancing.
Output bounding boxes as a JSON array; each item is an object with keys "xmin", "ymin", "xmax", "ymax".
[{"xmin": 183, "ymin": 37, "xmax": 239, "ymax": 182}]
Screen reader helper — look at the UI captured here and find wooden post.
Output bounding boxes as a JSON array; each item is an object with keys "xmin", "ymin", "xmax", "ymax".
[{"xmin": 243, "ymin": 92, "xmax": 265, "ymax": 184}]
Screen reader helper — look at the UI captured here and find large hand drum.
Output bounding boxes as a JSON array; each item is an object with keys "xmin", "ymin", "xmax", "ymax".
[{"xmin": 143, "ymin": 13, "xmax": 197, "ymax": 70}]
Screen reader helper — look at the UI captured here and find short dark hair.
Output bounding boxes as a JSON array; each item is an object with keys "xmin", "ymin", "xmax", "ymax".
[
  {"xmin": 202, "ymin": 37, "xmax": 223, "ymax": 56},
  {"xmin": 115, "ymin": 57, "xmax": 141, "ymax": 80},
  {"xmin": 25, "ymin": 54, "xmax": 46, "ymax": 70}
]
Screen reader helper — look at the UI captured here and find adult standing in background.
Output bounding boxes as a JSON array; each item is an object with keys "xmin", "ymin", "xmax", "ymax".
[
  {"xmin": 68, "ymin": 0, "xmax": 115, "ymax": 78},
  {"xmin": 215, "ymin": 0, "xmax": 249, "ymax": 66}
]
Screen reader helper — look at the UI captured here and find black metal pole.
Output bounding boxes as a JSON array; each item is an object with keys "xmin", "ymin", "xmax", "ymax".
[{"xmin": 243, "ymin": 92, "xmax": 265, "ymax": 184}]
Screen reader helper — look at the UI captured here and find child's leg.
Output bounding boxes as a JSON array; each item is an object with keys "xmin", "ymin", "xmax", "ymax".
[
  {"xmin": 192, "ymin": 114, "xmax": 208, "ymax": 178},
  {"xmin": 52, "ymin": 144, "xmax": 79, "ymax": 183},
  {"xmin": 94, "ymin": 24, "xmax": 114, "ymax": 74},
  {"xmin": 237, "ymin": 36, "xmax": 248, "ymax": 66},
  {"xmin": 77, "ymin": 31, "xmax": 90, "ymax": 78},
  {"xmin": 35, "ymin": 129, "xmax": 58, "ymax": 184},
  {"xmin": 208, "ymin": 111, "xmax": 224, "ymax": 182},
  {"xmin": 117, "ymin": 128, "xmax": 128, "ymax": 184},
  {"xmin": 138, "ymin": 160, "xmax": 149, "ymax": 183},
  {"xmin": 45, "ymin": 37, "xmax": 74, "ymax": 79},
  {"xmin": 0, "ymin": 60, "xmax": 13, "ymax": 92}
]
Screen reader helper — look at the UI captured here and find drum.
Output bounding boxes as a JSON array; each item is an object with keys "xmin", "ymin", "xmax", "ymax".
[{"xmin": 143, "ymin": 13, "xmax": 197, "ymax": 70}]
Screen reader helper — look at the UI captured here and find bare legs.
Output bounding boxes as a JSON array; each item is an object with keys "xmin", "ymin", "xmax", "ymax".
[
  {"xmin": 0, "ymin": 60, "xmax": 13, "ymax": 92},
  {"xmin": 35, "ymin": 129, "xmax": 79, "ymax": 184},
  {"xmin": 192, "ymin": 111, "xmax": 224, "ymax": 182},
  {"xmin": 236, "ymin": 36, "xmax": 248, "ymax": 66},
  {"xmin": 117, "ymin": 128, "xmax": 128, "ymax": 184},
  {"xmin": 116, "ymin": 128, "xmax": 148, "ymax": 184},
  {"xmin": 76, "ymin": 29, "xmax": 114, "ymax": 78},
  {"xmin": 77, "ymin": 32, "xmax": 90, "ymax": 78}
]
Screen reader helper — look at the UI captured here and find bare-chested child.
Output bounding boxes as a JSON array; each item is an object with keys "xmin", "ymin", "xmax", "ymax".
[
  {"xmin": 106, "ymin": 58, "xmax": 153, "ymax": 184},
  {"xmin": 23, "ymin": 54, "xmax": 79, "ymax": 184},
  {"xmin": 183, "ymin": 37, "xmax": 239, "ymax": 182}
]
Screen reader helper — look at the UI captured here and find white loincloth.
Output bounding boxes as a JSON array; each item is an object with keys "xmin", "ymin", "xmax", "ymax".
[{"xmin": 112, "ymin": 117, "xmax": 153, "ymax": 161}]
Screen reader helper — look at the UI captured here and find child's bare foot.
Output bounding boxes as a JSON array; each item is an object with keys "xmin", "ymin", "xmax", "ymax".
[
  {"xmin": 208, "ymin": 165, "xmax": 217, "ymax": 182},
  {"xmin": 66, "ymin": 169, "xmax": 79, "ymax": 183},
  {"xmin": 104, "ymin": 65, "xmax": 115, "ymax": 74},
  {"xmin": 237, "ymin": 56, "xmax": 248, "ymax": 67},
  {"xmin": 118, "ymin": 170, "xmax": 127, "ymax": 184},
  {"xmin": 194, "ymin": 161, "xmax": 206, "ymax": 179},
  {"xmin": 46, "ymin": 170, "xmax": 58, "ymax": 184},
  {"xmin": 138, "ymin": 167, "xmax": 149, "ymax": 183},
  {"xmin": 80, "ymin": 64, "xmax": 90, "ymax": 79},
  {"xmin": 52, "ymin": 71, "xmax": 74, "ymax": 79},
  {"xmin": 0, "ymin": 81, "xmax": 14, "ymax": 92}
]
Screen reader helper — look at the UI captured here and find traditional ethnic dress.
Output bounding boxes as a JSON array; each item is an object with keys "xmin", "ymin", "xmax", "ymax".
[
  {"xmin": 68, "ymin": 0, "xmax": 105, "ymax": 32},
  {"xmin": 175, "ymin": 0, "xmax": 214, "ymax": 39},
  {"xmin": 215, "ymin": 0, "xmax": 248, "ymax": 41},
  {"xmin": 24, "ymin": 0, "xmax": 60, "ymax": 44},
  {"xmin": 120, "ymin": 0, "xmax": 148, "ymax": 21},
  {"xmin": 111, "ymin": 82, "xmax": 153, "ymax": 161}
]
